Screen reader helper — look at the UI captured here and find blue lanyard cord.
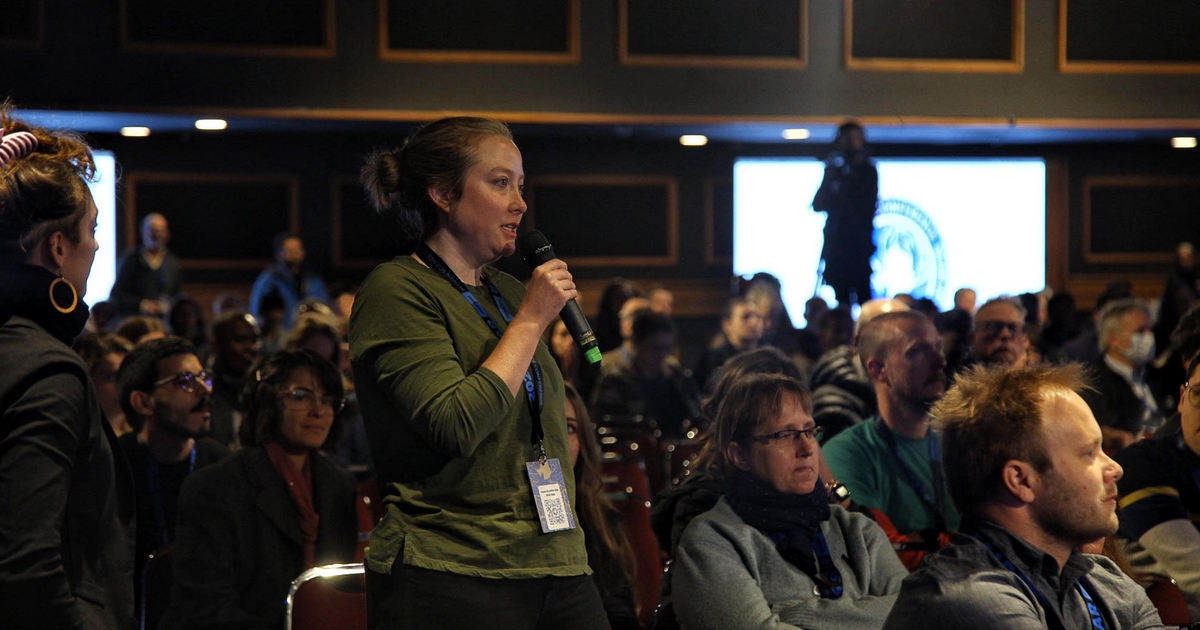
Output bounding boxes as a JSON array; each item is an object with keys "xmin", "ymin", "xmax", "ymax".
[
  {"xmin": 415, "ymin": 244, "xmax": 546, "ymax": 450},
  {"xmin": 811, "ymin": 531, "xmax": 844, "ymax": 599},
  {"xmin": 873, "ymin": 419, "xmax": 947, "ymax": 532},
  {"xmin": 974, "ymin": 535, "xmax": 1107, "ymax": 630},
  {"xmin": 146, "ymin": 445, "xmax": 196, "ymax": 546}
]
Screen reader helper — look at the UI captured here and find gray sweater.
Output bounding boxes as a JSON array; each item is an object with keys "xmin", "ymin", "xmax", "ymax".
[{"xmin": 673, "ymin": 497, "xmax": 907, "ymax": 630}]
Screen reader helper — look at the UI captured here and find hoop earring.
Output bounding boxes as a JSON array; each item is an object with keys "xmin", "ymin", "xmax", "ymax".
[{"xmin": 49, "ymin": 276, "xmax": 79, "ymax": 314}]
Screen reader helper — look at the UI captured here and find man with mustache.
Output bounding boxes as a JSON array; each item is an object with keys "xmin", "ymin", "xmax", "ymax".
[
  {"xmin": 884, "ymin": 363, "xmax": 1161, "ymax": 629},
  {"xmin": 117, "ymin": 336, "xmax": 229, "ymax": 590},
  {"xmin": 823, "ymin": 311, "xmax": 959, "ymax": 568}
]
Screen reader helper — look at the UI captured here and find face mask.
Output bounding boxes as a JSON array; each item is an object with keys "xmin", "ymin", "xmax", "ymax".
[{"xmin": 1124, "ymin": 331, "xmax": 1156, "ymax": 366}]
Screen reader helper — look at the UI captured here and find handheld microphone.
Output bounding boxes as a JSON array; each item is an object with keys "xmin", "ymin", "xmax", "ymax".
[{"xmin": 518, "ymin": 230, "xmax": 602, "ymax": 366}]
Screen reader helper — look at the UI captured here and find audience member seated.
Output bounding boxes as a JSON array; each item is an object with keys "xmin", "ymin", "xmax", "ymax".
[
  {"xmin": 823, "ymin": 311, "xmax": 959, "ymax": 568},
  {"xmin": 115, "ymin": 336, "xmax": 228, "ymax": 593},
  {"xmin": 207, "ymin": 310, "xmax": 262, "ymax": 448},
  {"xmin": 964, "ymin": 296, "xmax": 1029, "ymax": 369},
  {"xmin": 693, "ymin": 297, "xmax": 765, "ymax": 391},
  {"xmin": 73, "ymin": 331, "xmax": 135, "ymax": 435},
  {"xmin": 1082, "ymin": 299, "xmax": 1165, "ymax": 452},
  {"xmin": 167, "ymin": 295, "xmax": 208, "ymax": 360},
  {"xmin": 744, "ymin": 274, "xmax": 798, "ymax": 356},
  {"xmin": 159, "ymin": 349, "xmax": 357, "ymax": 630},
  {"xmin": 952, "ymin": 287, "xmax": 976, "ymax": 316},
  {"xmin": 883, "ymin": 364, "xmax": 1161, "ymax": 629},
  {"xmin": 115, "ymin": 314, "xmax": 166, "ymax": 346},
  {"xmin": 592, "ymin": 310, "xmax": 702, "ymax": 438},
  {"xmin": 794, "ymin": 296, "xmax": 831, "ymax": 365},
  {"xmin": 1115, "ymin": 351, "xmax": 1200, "ymax": 622},
  {"xmin": 566, "ymin": 384, "xmax": 638, "ymax": 630},
  {"xmin": 808, "ymin": 298, "xmax": 908, "ymax": 442},
  {"xmin": 1038, "ymin": 291, "xmax": 1081, "ymax": 361},
  {"xmin": 594, "ymin": 277, "xmax": 642, "ymax": 353},
  {"xmin": 600, "ymin": 295, "xmax": 650, "ymax": 368},
  {"xmin": 110, "ymin": 212, "xmax": 181, "ymax": 318},
  {"xmin": 649, "ymin": 285, "xmax": 674, "ymax": 317},
  {"xmin": 285, "ymin": 311, "xmax": 371, "ymax": 474},
  {"xmin": 1156, "ymin": 242, "xmax": 1199, "ymax": 358},
  {"xmin": 934, "ymin": 307, "xmax": 972, "ymax": 377},
  {"xmin": 673, "ymin": 374, "xmax": 907, "ymax": 630},
  {"xmin": 249, "ymin": 232, "xmax": 329, "ymax": 333},
  {"xmin": 547, "ymin": 318, "xmax": 600, "ymax": 404},
  {"xmin": 1061, "ymin": 281, "xmax": 1133, "ymax": 365},
  {"xmin": 1156, "ymin": 304, "xmax": 1200, "ymax": 437}
]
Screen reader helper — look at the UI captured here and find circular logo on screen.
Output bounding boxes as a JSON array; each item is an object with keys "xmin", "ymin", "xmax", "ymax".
[{"xmin": 870, "ymin": 199, "xmax": 947, "ymax": 300}]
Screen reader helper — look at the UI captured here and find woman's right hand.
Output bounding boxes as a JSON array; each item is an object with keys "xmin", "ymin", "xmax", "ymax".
[{"xmin": 515, "ymin": 259, "xmax": 578, "ymax": 330}]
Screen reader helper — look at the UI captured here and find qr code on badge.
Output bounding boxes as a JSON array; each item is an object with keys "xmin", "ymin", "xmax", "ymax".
[{"xmin": 538, "ymin": 484, "xmax": 569, "ymax": 531}]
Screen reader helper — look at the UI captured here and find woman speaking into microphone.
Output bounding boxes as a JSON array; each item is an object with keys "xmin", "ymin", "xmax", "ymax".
[{"xmin": 352, "ymin": 117, "xmax": 607, "ymax": 629}]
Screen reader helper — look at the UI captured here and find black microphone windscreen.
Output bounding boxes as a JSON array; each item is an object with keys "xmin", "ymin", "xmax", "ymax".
[{"xmin": 518, "ymin": 230, "xmax": 556, "ymax": 267}]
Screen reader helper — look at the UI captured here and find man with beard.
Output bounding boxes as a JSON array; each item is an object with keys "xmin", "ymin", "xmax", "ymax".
[
  {"xmin": 823, "ymin": 311, "xmax": 959, "ymax": 567},
  {"xmin": 967, "ymin": 296, "xmax": 1031, "ymax": 368},
  {"xmin": 884, "ymin": 364, "xmax": 1161, "ymax": 630},
  {"xmin": 117, "ymin": 336, "xmax": 229, "ymax": 590},
  {"xmin": 207, "ymin": 311, "xmax": 262, "ymax": 448}
]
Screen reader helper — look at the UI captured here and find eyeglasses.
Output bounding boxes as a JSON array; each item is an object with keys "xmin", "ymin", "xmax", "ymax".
[
  {"xmin": 751, "ymin": 426, "xmax": 823, "ymax": 445},
  {"xmin": 278, "ymin": 387, "xmax": 345, "ymax": 414},
  {"xmin": 153, "ymin": 371, "xmax": 212, "ymax": 395},
  {"xmin": 978, "ymin": 320, "xmax": 1024, "ymax": 337},
  {"xmin": 1183, "ymin": 382, "xmax": 1200, "ymax": 408}
]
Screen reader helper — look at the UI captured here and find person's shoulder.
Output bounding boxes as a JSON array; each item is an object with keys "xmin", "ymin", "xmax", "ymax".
[
  {"xmin": 313, "ymin": 451, "xmax": 356, "ymax": 490},
  {"xmin": 0, "ymin": 317, "xmax": 87, "ymax": 374},
  {"xmin": 194, "ymin": 436, "xmax": 231, "ymax": 462},
  {"xmin": 823, "ymin": 418, "xmax": 875, "ymax": 451},
  {"xmin": 679, "ymin": 496, "xmax": 742, "ymax": 541}
]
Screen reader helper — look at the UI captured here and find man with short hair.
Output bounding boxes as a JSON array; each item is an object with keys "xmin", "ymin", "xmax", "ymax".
[
  {"xmin": 1116, "ymin": 352, "xmax": 1200, "ymax": 621},
  {"xmin": 693, "ymin": 297, "xmax": 764, "ymax": 390},
  {"xmin": 1082, "ymin": 298, "xmax": 1164, "ymax": 451},
  {"xmin": 110, "ymin": 212, "xmax": 182, "ymax": 317},
  {"xmin": 248, "ymin": 233, "xmax": 329, "ymax": 331},
  {"xmin": 117, "ymin": 336, "xmax": 228, "ymax": 588},
  {"xmin": 883, "ymin": 363, "xmax": 1162, "ymax": 630},
  {"xmin": 967, "ymin": 296, "xmax": 1030, "ymax": 368},
  {"xmin": 599, "ymin": 296, "xmax": 650, "ymax": 369},
  {"xmin": 207, "ymin": 311, "xmax": 262, "ymax": 448},
  {"xmin": 953, "ymin": 287, "xmax": 977, "ymax": 315},
  {"xmin": 823, "ymin": 311, "xmax": 959, "ymax": 566},
  {"xmin": 808, "ymin": 298, "xmax": 909, "ymax": 440},
  {"xmin": 592, "ymin": 310, "xmax": 701, "ymax": 439}
]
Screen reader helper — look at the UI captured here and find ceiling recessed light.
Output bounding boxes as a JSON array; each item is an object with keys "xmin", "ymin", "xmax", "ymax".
[
  {"xmin": 679, "ymin": 134, "xmax": 708, "ymax": 147},
  {"xmin": 120, "ymin": 126, "xmax": 151, "ymax": 137},
  {"xmin": 782, "ymin": 128, "xmax": 811, "ymax": 140},
  {"xmin": 1171, "ymin": 136, "xmax": 1197, "ymax": 149},
  {"xmin": 194, "ymin": 119, "xmax": 228, "ymax": 131}
]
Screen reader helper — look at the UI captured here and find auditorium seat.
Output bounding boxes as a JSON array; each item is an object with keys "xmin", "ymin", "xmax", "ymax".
[
  {"xmin": 602, "ymin": 453, "xmax": 664, "ymax": 628},
  {"xmin": 284, "ymin": 562, "xmax": 367, "ymax": 630}
]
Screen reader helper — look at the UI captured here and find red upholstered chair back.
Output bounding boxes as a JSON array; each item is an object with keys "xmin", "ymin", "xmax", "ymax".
[{"xmin": 285, "ymin": 563, "xmax": 367, "ymax": 630}]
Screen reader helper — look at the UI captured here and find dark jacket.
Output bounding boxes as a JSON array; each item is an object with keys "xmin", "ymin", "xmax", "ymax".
[
  {"xmin": 1082, "ymin": 358, "xmax": 1157, "ymax": 435},
  {"xmin": 158, "ymin": 446, "xmax": 357, "ymax": 630},
  {"xmin": 0, "ymin": 315, "xmax": 136, "ymax": 630}
]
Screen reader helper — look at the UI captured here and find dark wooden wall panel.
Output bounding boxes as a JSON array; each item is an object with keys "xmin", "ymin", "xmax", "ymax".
[
  {"xmin": 619, "ymin": 0, "xmax": 805, "ymax": 68},
  {"xmin": 381, "ymin": 0, "xmax": 579, "ymax": 63},
  {"xmin": 527, "ymin": 175, "xmax": 678, "ymax": 266},
  {"xmin": 121, "ymin": 0, "xmax": 333, "ymax": 56},
  {"xmin": 846, "ymin": 0, "xmax": 1023, "ymax": 72},
  {"xmin": 0, "ymin": 0, "xmax": 41, "ymax": 46},
  {"xmin": 125, "ymin": 174, "xmax": 299, "ymax": 269},
  {"xmin": 1059, "ymin": 0, "xmax": 1200, "ymax": 73},
  {"xmin": 1083, "ymin": 176, "xmax": 1200, "ymax": 264},
  {"xmin": 705, "ymin": 177, "xmax": 733, "ymax": 266},
  {"xmin": 332, "ymin": 177, "xmax": 397, "ymax": 267}
]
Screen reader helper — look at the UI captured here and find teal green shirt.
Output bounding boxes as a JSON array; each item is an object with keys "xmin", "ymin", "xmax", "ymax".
[
  {"xmin": 349, "ymin": 256, "xmax": 588, "ymax": 578},
  {"xmin": 823, "ymin": 417, "xmax": 960, "ymax": 534}
]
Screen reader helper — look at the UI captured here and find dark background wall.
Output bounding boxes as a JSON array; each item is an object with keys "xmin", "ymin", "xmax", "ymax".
[{"xmin": 6, "ymin": 0, "xmax": 1200, "ymax": 357}]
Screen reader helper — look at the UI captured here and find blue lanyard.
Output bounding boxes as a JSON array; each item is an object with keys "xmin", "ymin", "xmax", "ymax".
[
  {"xmin": 415, "ymin": 244, "xmax": 547, "ymax": 452},
  {"xmin": 811, "ymin": 531, "xmax": 843, "ymax": 599},
  {"xmin": 974, "ymin": 535, "xmax": 1107, "ymax": 630},
  {"xmin": 146, "ymin": 444, "xmax": 196, "ymax": 546},
  {"xmin": 873, "ymin": 418, "xmax": 947, "ymax": 532}
]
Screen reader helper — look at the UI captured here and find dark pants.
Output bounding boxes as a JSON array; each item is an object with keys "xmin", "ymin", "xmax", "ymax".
[{"xmin": 367, "ymin": 562, "xmax": 611, "ymax": 630}]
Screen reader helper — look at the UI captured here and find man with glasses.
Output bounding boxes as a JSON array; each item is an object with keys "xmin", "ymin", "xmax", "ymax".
[
  {"xmin": 1115, "ymin": 352, "xmax": 1200, "ymax": 621},
  {"xmin": 823, "ymin": 311, "xmax": 959, "ymax": 568},
  {"xmin": 967, "ymin": 297, "xmax": 1030, "ymax": 368},
  {"xmin": 116, "ymin": 336, "xmax": 229, "ymax": 590}
]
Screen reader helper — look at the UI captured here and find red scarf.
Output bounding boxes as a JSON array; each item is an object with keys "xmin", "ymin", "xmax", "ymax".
[{"xmin": 264, "ymin": 442, "xmax": 320, "ymax": 568}]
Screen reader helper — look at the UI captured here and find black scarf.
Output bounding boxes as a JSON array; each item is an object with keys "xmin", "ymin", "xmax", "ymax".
[
  {"xmin": 726, "ymin": 470, "xmax": 831, "ymax": 580},
  {"xmin": 0, "ymin": 263, "xmax": 90, "ymax": 345}
]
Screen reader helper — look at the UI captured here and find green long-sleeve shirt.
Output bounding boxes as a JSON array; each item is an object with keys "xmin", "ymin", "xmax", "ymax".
[{"xmin": 350, "ymin": 255, "xmax": 588, "ymax": 578}]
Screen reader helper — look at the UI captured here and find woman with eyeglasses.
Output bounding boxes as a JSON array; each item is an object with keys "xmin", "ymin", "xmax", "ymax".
[
  {"xmin": 0, "ymin": 106, "xmax": 136, "ymax": 628},
  {"xmin": 160, "ymin": 349, "xmax": 358, "ymax": 629},
  {"xmin": 672, "ymin": 373, "xmax": 906, "ymax": 630}
]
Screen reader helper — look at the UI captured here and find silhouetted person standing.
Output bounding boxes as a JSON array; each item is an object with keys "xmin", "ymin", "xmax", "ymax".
[{"xmin": 813, "ymin": 120, "xmax": 878, "ymax": 307}]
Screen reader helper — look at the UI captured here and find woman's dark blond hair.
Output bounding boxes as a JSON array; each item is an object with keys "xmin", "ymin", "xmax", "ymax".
[
  {"xmin": 360, "ymin": 117, "xmax": 512, "ymax": 253},
  {"xmin": 0, "ymin": 102, "xmax": 97, "ymax": 263}
]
